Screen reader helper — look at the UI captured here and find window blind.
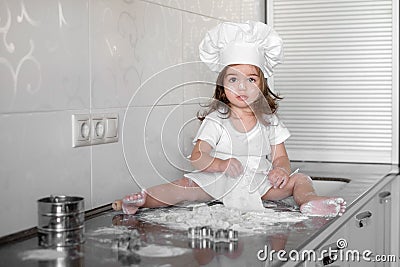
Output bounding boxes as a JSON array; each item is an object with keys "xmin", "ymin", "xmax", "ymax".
[{"xmin": 268, "ymin": 0, "xmax": 397, "ymax": 163}]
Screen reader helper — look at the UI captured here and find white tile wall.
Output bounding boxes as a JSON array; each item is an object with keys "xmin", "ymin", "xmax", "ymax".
[
  {"xmin": 0, "ymin": 0, "xmax": 90, "ymax": 113},
  {"xmin": 0, "ymin": 111, "xmax": 92, "ymax": 235},
  {"xmin": 142, "ymin": 0, "xmax": 264, "ymax": 22},
  {"xmin": 0, "ymin": 0, "xmax": 264, "ymax": 236},
  {"xmin": 123, "ymin": 106, "xmax": 187, "ymax": 187},
  {"xmin": 182, "ymin": 15, "xmax": 219, "ymax": 103},
  {"xmin": 91, "ymin": 0, "xmax": 183, "ymax": 108}
]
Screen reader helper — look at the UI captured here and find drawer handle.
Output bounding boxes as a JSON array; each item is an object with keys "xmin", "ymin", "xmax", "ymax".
[
  {"xmin": 355, "ymin": 211, "xmax": 372, "ymax": 228},
  {"xmin": 379, "ymin": 191, "xmax": 391, "ymax": 204}
]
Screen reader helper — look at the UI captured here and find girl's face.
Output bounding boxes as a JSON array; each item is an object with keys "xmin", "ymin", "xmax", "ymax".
[{"xmin": 223, "ymin": 64, "xmax": 262, "ymax": 109}]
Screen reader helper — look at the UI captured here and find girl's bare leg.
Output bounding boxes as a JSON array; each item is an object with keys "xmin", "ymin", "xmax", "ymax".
[
  {"xmin": 262, "ymin": 173, "xmax": 346, "ymax": 216},
  {"xmin": 121, "ymin": 177, "xmax": 213, "ymax": 215}
]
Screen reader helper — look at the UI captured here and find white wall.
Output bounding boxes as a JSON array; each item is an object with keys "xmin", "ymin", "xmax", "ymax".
[{"xmin": 0, "ymin": 0, "xmax": 264, "ymax": 237}]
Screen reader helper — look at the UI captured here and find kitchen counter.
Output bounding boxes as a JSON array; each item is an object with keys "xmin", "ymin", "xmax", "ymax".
[{"xmin": 0, "ymin": 162, "xmax": 398, "ymax": 267}]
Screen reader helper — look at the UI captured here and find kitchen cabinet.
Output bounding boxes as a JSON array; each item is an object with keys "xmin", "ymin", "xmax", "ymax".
[
  {"xmin": 338, "ymin": 183, "xmax": 392, "ymax": 266},
  {"xmin": 300, "ymin": 174, "xmax": 399, "ymax": 267}
]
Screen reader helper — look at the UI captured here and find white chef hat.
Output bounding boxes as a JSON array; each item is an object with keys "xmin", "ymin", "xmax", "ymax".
[{"xmin": 199, "ymin": 21, "xmax": 283, "ymax": 78}]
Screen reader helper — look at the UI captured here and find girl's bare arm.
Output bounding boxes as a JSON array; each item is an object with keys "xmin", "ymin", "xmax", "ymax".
[
  {"xmin": 271, "ymin": 143, "xmax": 291, "ymax": 174},
  {"xmin": 268, "ymin": 143, "xmax": 291, "ymax": 188},
  {"xmin": 190, "ymin": 140, "xmax": 243, "ymax": 176}
]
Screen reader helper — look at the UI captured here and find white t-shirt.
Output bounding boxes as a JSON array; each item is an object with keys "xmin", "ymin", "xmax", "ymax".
[{"xmin": 184, "ymin": 111, "xmax": 290, "ymax": 209}]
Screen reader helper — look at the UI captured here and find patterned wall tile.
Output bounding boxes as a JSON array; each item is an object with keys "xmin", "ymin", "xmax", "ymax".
[
  {"xmin": 91, "ymin": 0, "xmax": 183, "ymax": 108},
  {"xmin": 0, "ymin": 0, "xmax": 90, "ymax": 113}
]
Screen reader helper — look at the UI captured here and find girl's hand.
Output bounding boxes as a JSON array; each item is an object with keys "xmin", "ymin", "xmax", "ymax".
[
  {"xmin": 268, "ymin": 167, "xmax": 290, "ymax": 189},
  {"xmin": 221, "ymin": 158, "xmax": 243, "ymax": 178}
]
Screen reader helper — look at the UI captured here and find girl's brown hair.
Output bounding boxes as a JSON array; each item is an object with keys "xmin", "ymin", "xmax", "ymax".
[{"xmin": 198, "ymin": 65, "xmax": 282, "ymax": 125}]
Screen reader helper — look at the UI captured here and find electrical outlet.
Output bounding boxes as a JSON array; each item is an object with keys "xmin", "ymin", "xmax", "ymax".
[
  {"xmin": 72, "ymin": 114, "xmax": 91, "ymax": 147},
  {"xmin": 91, "ymin": 117, "xmax": 106, "ymax": 145},
  {"xmin": 72, "ymin": 113, "xmax": 119, "ymax": 147}
]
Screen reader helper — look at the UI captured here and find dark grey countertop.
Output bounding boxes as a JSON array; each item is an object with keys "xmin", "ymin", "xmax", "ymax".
[{"xmin": 0, "ymin": 162, "xmax": 398, "ymax": 267}]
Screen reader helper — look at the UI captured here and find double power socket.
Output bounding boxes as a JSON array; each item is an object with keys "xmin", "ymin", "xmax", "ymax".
[{"xmin": 72, "ymin": 113, "xmax": 119, "ymax": 147}]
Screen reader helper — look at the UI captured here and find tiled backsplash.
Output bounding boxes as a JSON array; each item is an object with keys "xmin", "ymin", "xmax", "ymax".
[{"xmin": 0, "ymin": 0, "xmax": 264, "ymax": 236}]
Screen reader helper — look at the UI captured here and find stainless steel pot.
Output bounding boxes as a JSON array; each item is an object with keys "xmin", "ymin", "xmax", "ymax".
[{"xmin": 37, "ymin": 195, "xmax": 85, "ymax": 247}]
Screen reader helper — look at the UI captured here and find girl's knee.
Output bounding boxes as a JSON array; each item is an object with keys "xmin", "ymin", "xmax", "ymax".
[
  {"xmin": 263, "ymin": 173, "xmax": 313, "ymax": 201},
  {"xmin": 172, "ymin": 177, "xmax": 211, "ymax": 202},
  {"xmin": 290, "ymin": 173, "xmax": 312, "ymax": 185}
]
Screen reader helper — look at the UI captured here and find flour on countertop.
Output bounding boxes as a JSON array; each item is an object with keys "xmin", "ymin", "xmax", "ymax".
[
  {"xmin": 87, "ymin": 226, "xmax": 131, "ymax": 236},
  {"xmin": 20, "ymin": 249, "xmax": 67, "ymax": 261},
  {"xmin": 138, "ymin": 204, "xmax": 308, "ymax": 234},
  {"xmin": 86, "ymin": 227, "xmax": 190, "ymax": 258},
  {"xmin": 134, "ymin": 244, "xmax": 191, "ymax": 257}
]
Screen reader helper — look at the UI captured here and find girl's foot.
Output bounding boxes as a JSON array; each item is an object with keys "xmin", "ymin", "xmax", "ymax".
[
  {"xmin": 122, "ymin": 190, "xmax": 147, "ymax": 215},
  {"xmin": 300, "ymin": 197, "xmax": 346, "ymax": 217}
]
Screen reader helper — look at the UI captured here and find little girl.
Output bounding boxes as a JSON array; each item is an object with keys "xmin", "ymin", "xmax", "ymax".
[{"xmin": 114, "ymin": 21, "xmax": 346, "ymax": 217}]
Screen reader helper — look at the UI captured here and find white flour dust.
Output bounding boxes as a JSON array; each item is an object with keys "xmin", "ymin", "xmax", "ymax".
[
  {"xmin": 139, "ymin": 204, "xmax": 308, "ymax": 234},
  {"xmin": 88, "ymin": 226, "xmax": 131, "ymax": 236},
  {"xmin": 20, "ymin": 249, "xmax": 67, "ymax": 261},
  {"xmin": 86, "ymin": 226, "xmax": 190, "ymax": 258},
  {"xmin": 86, "ymin": 226, "xmax": 135, "ymax": 247},
  {"xmin": 134, "ymin": 244, "xmax": 190, "ymax": 257}
]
